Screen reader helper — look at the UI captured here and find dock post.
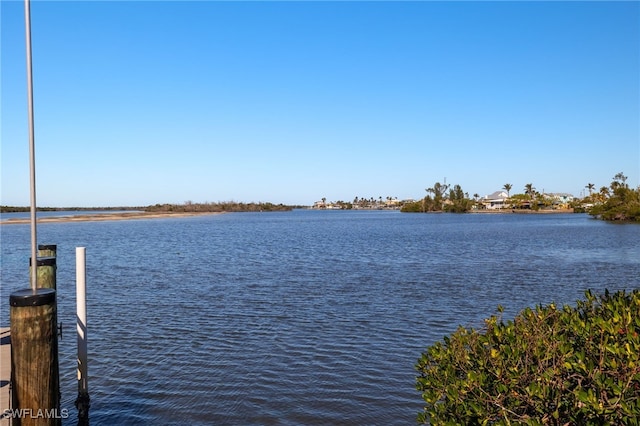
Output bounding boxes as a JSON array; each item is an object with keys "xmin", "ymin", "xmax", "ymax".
[
  {"xmin": 75, "ymin": 247, "xmax": 90, "ymax": 425},
  {"xmin": 29, "ymin": 257, "xmax": 56, "ymax": 290},
  {"xmin": 9, "ymin": 288, "xmax": 61, "ymax": 426},
  {"xmin": 37, "ymin": 244, "xmax": 56, "ymax": 259}
]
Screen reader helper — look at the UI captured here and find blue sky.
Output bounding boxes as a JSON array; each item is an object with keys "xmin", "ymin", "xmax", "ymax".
[{"xmin": 1, "ymin": 1, "xmax": 638, "ymax": 206}]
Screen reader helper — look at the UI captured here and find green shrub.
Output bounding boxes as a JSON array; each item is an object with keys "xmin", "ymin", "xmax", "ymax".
[
  {"xmin": 401, "ymin": 201, "xmax": 423, "ymax": 213},
  {"xmin": 416, "ymin": 290, "xmax": 640, "ymax": 425},
  {"xmin": 588, "ymin": 173, "xmax": 640, "ymax": 222}
]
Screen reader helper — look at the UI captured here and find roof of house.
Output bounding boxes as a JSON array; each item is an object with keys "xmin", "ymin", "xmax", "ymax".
[{"xmin": 484, "ymin": 191, "xmax": 508, "ymax": 200}]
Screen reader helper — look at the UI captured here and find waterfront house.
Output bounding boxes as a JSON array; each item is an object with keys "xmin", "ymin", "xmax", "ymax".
[
  {"xmin": 544, "ymin": 193, "xmax": 575, "ymax": 209},
  {"xmin": 481, "ymin": 191, "xmax": 509, "ymax": 210}
]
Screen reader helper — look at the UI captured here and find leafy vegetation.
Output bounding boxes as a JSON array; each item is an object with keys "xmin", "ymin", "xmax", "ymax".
[
  {"xmin": 401, "ymin": 181, "xmax": 473, "ymax": 213},
  {"xmin": 587, "ymin": 173, "xmax": 640, "ymax": 222},
  {"xmin": 402, "ymin": 172, "xmax": 638, "ymax": 217},
  {"xmin": 145, "ymin": 201, "xmax": 293, "ymax": 213},
  {"xmin": 314, "ymin": 196, "xmax": 401, "ymax": 210},
  {"xmin": 416, "ymin": 289, "xmax": 640, "ymax": 425},
  {"xmin": 401, "ymin": 180, "xmax": 572, "ymax": 213}
]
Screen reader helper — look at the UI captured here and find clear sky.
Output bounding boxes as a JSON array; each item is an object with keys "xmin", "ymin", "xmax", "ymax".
[{"xmin": 1, "ymin": 1, "xmax": 638, "ymax": 207}]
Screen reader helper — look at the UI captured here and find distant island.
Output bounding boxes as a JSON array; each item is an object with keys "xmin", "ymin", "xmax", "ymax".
[
  {"xmin": 0, "ymin": 202, "xmax": 297, "ymax": 224},
  {"xmin": 3, "ymin": 173, "xmax": 638, "ymax": 223},
  {"xmin": 1, "ymin": 201, "xmax": 296, "ymax": 215},
  {"xmin": 0, "ymin": 211, "xmax": 226, "ymax": 224},
  {"xmin": 145, "ymin": 201, "xmax": 297, "ymax": 213}
]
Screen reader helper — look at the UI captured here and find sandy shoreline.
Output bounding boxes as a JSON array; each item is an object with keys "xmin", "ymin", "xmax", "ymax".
[{"xmin": 0, "ymin": 211, "xmax": 224, "ymax": 225}]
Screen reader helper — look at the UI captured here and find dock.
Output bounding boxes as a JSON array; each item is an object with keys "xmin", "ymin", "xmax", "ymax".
[{"xmin": 1, "ymin": 327, "xmax": 10, "ymax": 425}]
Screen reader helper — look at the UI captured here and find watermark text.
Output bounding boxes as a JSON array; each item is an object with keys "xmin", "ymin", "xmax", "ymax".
[{"xmin": 2, "ymin": 408, "xmax": 70, "ymax": 419}]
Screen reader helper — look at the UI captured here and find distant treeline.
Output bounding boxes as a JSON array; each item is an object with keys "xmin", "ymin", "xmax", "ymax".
[
  {"xmin": 145, "ymin": 202, "xmax": 294, "ymax": 213},
  {"xmin": 2, "ymin": 203, "xmax": 296, "ymax": 214}
]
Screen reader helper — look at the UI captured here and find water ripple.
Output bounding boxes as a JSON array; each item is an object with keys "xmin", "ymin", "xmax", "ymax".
[{"xmin": 1, "ymin": 211, "xmax": 638, "ymax": 424}]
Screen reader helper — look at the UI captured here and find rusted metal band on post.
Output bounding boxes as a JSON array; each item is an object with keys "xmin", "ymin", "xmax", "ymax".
[{"xmin": 10, "ymin": 288, "xmax": 56, "ymax": 307}]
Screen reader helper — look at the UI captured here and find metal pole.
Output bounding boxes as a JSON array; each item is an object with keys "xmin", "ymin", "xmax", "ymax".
[{"xmin": 25, "ymin": 0, "xmax": 38, "ymax": 291}]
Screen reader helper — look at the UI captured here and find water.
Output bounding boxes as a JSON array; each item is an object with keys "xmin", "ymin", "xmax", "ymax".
[{"xmin": 1, "ymin": 210, "xmax": 639, "ymax": 425}]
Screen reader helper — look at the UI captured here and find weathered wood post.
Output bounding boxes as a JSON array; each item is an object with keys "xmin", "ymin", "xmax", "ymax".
[
  {"xmin": 9, "ymin": 288, "xmax": 61, "ymax": 426},
  {"xmin": 75, "ymin": 247, "xmax": 90, "ymax": 425},
  {"xmin": 29, "ymin": 257, "xmax": 56, "ymax": 290},
  {"xmin": 37, "ymin": 244, "xmax": 56, "ymax": 259}
]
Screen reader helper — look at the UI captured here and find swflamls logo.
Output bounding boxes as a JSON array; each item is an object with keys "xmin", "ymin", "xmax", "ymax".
[{"xmin": 2, "ymin": 408, "xmax": 70, "ymax": 419}]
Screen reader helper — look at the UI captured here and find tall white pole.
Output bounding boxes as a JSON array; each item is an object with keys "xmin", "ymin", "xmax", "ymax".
[
  {"xmin": 76, "ymin": 247, "xmax": 89, "ymax": 395},
  {"xmin": 76, "ymin": 247, "xmax": 91, "ymax": 423},
  {"xmin": 25, "ymin": 0, "xmax": 38, "ymax": 291}
]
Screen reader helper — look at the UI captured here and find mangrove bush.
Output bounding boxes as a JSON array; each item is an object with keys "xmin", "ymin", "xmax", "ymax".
[{"xmin": 416, "ymin": 289, "xmax": 640, "ymax": 425}]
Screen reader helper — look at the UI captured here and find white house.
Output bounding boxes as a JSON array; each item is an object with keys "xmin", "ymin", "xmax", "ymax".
[{"xmin": 481, "ymin": 191, "xmax": 509, "ymax": 210}]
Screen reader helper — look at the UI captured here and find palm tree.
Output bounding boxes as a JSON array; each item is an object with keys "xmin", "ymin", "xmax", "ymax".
[
  {"xmin": 524, "ymin": 183, "xmax": 535, "ymax": 199},
  {"xmin": 585, "ymin": 183, "xmax": 595, "ymax": 196},
  {"xmin": 502, "ymin": 183, "xmax": 512, "ymax": 198}
]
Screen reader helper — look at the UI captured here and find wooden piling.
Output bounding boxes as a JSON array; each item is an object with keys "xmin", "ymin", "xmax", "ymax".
[
  {"xmin": 9, "ymin": 288, "xmax": 61, "ymax": 426},
  {"xmin": 37, "ymin": 245, "xmax": 56, "ymax": 259},
  {"xmin": 29, "ymin": 257, "xmax": 56, "ymax": 290}
]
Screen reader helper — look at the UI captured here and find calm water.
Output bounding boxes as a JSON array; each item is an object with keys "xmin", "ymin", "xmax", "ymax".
[{"xmin": 1, "ymin": 210, "xmax": 639, "ymax": 425}]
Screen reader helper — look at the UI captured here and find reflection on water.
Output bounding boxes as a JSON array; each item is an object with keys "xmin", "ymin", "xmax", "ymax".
[{"xmin": 1, "ymin": 211, "xmax": 638, "ymax": 425}]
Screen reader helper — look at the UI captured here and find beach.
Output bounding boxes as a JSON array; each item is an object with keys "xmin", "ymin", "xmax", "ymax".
[{"xmin": 0, "ymin": 211, "xmax": 224, "ymax": 225}]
